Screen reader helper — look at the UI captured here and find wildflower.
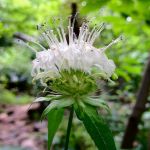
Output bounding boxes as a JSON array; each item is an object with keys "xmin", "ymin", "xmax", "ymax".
[
  {"xmin": 28, "ymin": 17, "xmax": 122, "ymax": 150},
  {"xmin": 31, "ymin": 18, "xmax": 122, "ymax": 112}
]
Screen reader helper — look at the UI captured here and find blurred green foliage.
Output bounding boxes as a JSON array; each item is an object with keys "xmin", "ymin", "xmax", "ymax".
[
  {"xmin": 0, "ymin": 0, "xmax": 150, "ymax": 149},
  {"xmin": 0, "ymin": 87, "xmax": 33, "ymax": 105}
]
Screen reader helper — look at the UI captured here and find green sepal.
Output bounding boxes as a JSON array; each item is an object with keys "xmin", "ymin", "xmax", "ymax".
[{"xmin": 74, "ymin": 104, "xmax": 116, "ymax": 150}]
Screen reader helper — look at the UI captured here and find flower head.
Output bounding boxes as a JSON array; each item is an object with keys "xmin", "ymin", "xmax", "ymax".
[
  {"xmin": 30, "ymin": 17, "xmax": 122, "ymax": 114},
  {"xmin": 31, "ymin": 19, "xmax": 122, "ymax": 82}
]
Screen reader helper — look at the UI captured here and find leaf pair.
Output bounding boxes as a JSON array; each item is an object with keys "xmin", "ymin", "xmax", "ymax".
[{"xmin": 39, "ymin": 97, "xmax": 116, "ymax": 150}]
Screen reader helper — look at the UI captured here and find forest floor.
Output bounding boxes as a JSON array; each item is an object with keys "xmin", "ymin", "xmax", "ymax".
[{"xmin": 0, "ymin": 104, "xmax": 47, "ymax": 150}]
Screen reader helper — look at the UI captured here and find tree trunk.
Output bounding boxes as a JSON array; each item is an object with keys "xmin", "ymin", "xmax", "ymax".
[{"xmin": 121, "ymin": 55, "xmax": 150, "ymax": 149}]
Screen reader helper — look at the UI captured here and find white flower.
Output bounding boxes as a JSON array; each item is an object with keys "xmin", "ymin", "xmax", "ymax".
[{"xmin": 31, "ymin": 20, "xmax": 122, "ymax": 85}]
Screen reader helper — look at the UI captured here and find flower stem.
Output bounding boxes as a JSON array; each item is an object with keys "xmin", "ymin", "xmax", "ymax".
[{"xmin": 64, "ymin": 106, "xmax": 74, "ymax": 150}]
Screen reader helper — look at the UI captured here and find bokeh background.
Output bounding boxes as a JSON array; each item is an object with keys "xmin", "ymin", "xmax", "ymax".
[{"xmin": 0, "ymin": 0, "xmax": 150, "ymax": 150}]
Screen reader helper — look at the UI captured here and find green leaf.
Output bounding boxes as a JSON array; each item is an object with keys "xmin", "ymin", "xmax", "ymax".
[
  {"xmin": 83, "ymin": 98, "xmax": 110, "ymax": 113},
  {"xmin": 47, "ymin": 109, "xmax": 64, "ymax": 150},
  {"xmin": 41, "ymin": 101, "xmax": 60, "ymax": 120},
  {"xmin": 75, "ymin": 104, "xmax": 116, "ymax": 150},
  {"xmin": 41, "ymin": 99, "xmax": 74, "ymax": 120}
]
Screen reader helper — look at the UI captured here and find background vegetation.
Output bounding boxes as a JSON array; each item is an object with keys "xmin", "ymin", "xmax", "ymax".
[{"xmin": 0, "ymin": 0, "xmax": 150, "ymax": 150}]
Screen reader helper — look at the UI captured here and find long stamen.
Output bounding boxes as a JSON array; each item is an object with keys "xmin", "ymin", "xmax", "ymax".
[
  {"xmin": 42, "ymin": 32, "xmax": 52, "ymax": 48},
  {"xmin": 100, "ymin": 35, "xmax": 123, "ymax": 52},
  {"xmin": 60, "ymin": 24, "xmax": 67, "ymax": 45},
  {"xmin": 78, "ymin": 23, "xmax": 88, "ymax": 48},
  {"xmin": 50, "ymin": 30, "xmax": 60, "ymax": 47},
  {"xmin": 70, "ymin": 26, "xmax": 74, "ymax": 44},
  {"xmin": 89, "ymin": 23, "xmax": 105, "ymax": 44},
  {"xmin": 57, "ymin": 28, "xmax": 63, "ymax": 43},
  {"xmin": 52, "ymin": 18, "xmax": 62, "ymax": 44},
  {"xmin": 83, "ymin": 27, "xmax": 89, "ymax": 42},
  {"xmin": 46, "ymin": 31, "xmax": 55, "ymax": 45},
  {"xmin": 18, "ymin": 40, "xmax": 37, "ymax": 53},
  {"xmin": 46, "ymin": 30, "xmax": 59, "ymax": 48},
  {"xmin": 38, "ymin": 25, "xmax": 54, "ymax": 47},
  {"xmin": 57, "ymin": 17, "xmax": 67, "ymax": 45},
  {"xmin": 78, "ymin": 22, "xmax": 86, "ymax": 44},
  {"xmin": 87, "ymin": 25, "xmax": 96, "ymax": 43},
  {"xmin": 30, "ymin": 40, "xmax": 47, "ymax": 51},
  {"xmin": 73, "ymin": 32, "xmax": 77, "ymax": 41}
]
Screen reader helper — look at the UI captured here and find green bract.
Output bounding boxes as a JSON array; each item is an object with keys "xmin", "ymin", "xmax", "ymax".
[
  {"xmin": 39, "ymin": 69, "xmax": 111, "ymax": 118},
  {"xmin": 49, "ymin": 69, "xmax": 97, "ymax": 97}
]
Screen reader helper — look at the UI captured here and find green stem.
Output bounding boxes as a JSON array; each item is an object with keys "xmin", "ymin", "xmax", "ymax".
[{"xmin": 64, "ymin": 106, "xmax": 74, "ymax": 150}]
